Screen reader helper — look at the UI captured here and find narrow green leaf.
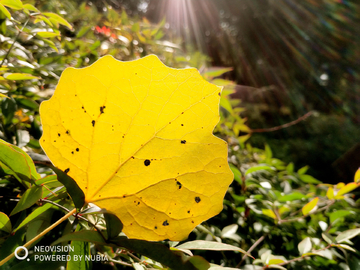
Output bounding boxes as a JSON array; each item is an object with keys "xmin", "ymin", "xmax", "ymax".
[
  {"xmin": 334, "ymin": 244, "xmax": 356, "ymax": 252},
  {"xmin": 321, "ymin": 233, "xmax": 334, "ymax": 245},
  {"xmin": 229, "ymin": 164, "xmax": 242, "ymax": 185},
  {"xmin": 43, "ymin": 12, "xmax": 72, "ymax": 29},
  {"xmin": 298, "ymin": 237, "xmax": 312, "ymax": 254},
  {"xmin": 265, "ymin": 144, "xmax": 272, "ymax": 161},
  {"xmin": 43, "ymin": 39, "xmax": 59, "ymax": 52},
  {"xmin": 0, "ymin": 212, "xmax": 12, "ymax": 233},
  {"xmin": 220, "ymin": 97, "xmax": 233, "ymax": 113},
  {"xmin": 36, "ymin": 31, "xmax": 60, "ymax": 38},
  {"xmin": 51, "ymin": 166, "xmax": 85, "ymax": 209},
  {"xmin": 175, "ymin": 240, "xmax": 253, "ymax": 258},
  {"xmin": 67, "ymin": 225, "xmax": 91, "ymax": 270},
  {"xmin": 76, "ymin": 26, "xmax": 91, "ymax": 38},
  {"xmin": 297, "ymin": 165, "xmax": 309, "ymax": 175},
  {"xmin": 22, "ymin": 3, "xmax": 39, "ymax": 12},
  {"xmin": 4, "ymin": 73, "xmax": 40, "ymax": 80},
  {"xmin": 13, "ymin": 201, "xmax": 58, "ymax": 232},
  {"xmin": 299, "ymin": 174, "xmax": 321, "ymax": 184},
  {"xmin": 112, "ymin": 236, "xmax": 199, "ymax": 270},
  {"xmin": 104, "ymin": 212, "xmax": 123, "ymax": 239},
  {"xmin": 52, "ymin": 230, "xmax": 106, "ymax": 246},
  {"xmin": 335, "ymin": 228, "xmax": 360, "ymax": 243},
  {"xmin": 10, "ymin": 185, "xmax": 43, "ymax": 215},
  {"xmin": 0, "ymin": 0, "xmax": 22, "ymax": 10},
  {"xmin": 186, "ymin": 256, "xmax": 210, "ymax": 270},
  {"xmin": 278, "ymin": 192, "xmax": 305, "ymax": 202},
  {"xmin": 286, "ymin": 162, "xmax": 294, "ymax": 174},
  {"xmin": 0, "ymin": 3, "xmax": 11, "ymax": 19},
  {"xmin": 302, "ymin": 197, "xmax": 318, "ymax": 215},
  {"xmin": 245, "ymin": 165, "xmax": 274, "ymax": 175},
  {"xmin": 202, "ymin": 67, "xmax": 232, "ymax": 78}
]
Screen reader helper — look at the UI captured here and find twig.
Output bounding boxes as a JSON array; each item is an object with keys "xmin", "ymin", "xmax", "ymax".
[
  {"xmin": 0, "ymin": 208, "xmax": 77, "ymax": 266},
  {"xmin": 237, "ymin": 234, "xmax": 267, "ymax": 267},
  {"xmin": 278, "ymin": 200, "xmax": 335, "ymax": 224},
  {"xmin": 0, "ymin": 18, "xmax": 30, "ymax": 67},
  {"xmin": 106, "ymin": 254, "xmax": 133, "ymax": 267},
  {"xmin": 40, "ymin": 199, "xmax": 107, "ymax": 242},
  {"xmin": 250, "ymin": 111, "xmax": 313, "ymax": 133}
]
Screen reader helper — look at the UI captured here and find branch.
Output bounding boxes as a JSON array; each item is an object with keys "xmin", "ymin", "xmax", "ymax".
[
  {"xmin": 250, "ymin": 111, "xmax": 313, "ymax": 133},
  {"xmin": 0, "ymin": 18, "xmax": 29, "ymax": 68},
  {"xmin": 237, "ymin": 234, "xmax": 267, "ymax": 267},
  {"xmin": 0, "ymin": 208, "xmax": 77, "ymax": 266}
]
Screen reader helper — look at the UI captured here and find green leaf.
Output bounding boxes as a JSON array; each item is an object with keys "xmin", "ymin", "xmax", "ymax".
[
  {"xmin": 355, "ymin": 168, "xmax": 360, "ymax": 183},
  {"xmin": 52, "ymin": 230, "xmax": 106, "ymax": 246},
  {"xmin": 0, "ymin": 0, "xmax": 22, "ymax": 10},
  {"xmin": 0, "ymin": 4, "xmax": 11, "ymax": 19},
  {"xmin": 15, "ymin": 97, "xmax": 39, "ymax": 110},
  {"xmin": 186, "ymin": 256, "xmax": 210, "ymax": 270},
  {"xmin": 298, "ymin": 237, "xmax": 312, "ymax": 255},
  {"xmin": 0, "ymin": 139, "xmax": 40, "ymax": 183},
  {"xmin": 4, "ymin": 73, "xmax": 40, "ymax": 80},
  {"xmin": 265, "ymin": 144, "xmax": 272, "ymax": 162},
  {"xmin": 175, "ymin": 240, "xmax": 253, "ymax": 258},
  {"xmin": 278, "ymin": 192, "xmax": 305, "ymax": 202},
  {"xmin": 329, "ymin": 210, "xmax": 353, "ymax": 224},
  {"xmin": 13, "ymin": 201, "xmax": 58, "ymax": 232},
  {"xmin": 36, "ymin": 31, "xmax": 60, "ymax": 38},
  {"xmin": 0, "ymin": 212, "xmax": 12, "ymax": 233},
  {"xmin": 220, "ymin": 97, "xmax": 233, "ymax": 113},
  {"xmin": 67, "ymin": 225, "xmax": 91, "ymax": 270},
  {"xmin": 302, "ymin": 197, "xmax": 318, "ymax": 215},
  {"xmin": 1, "ymin": 97, "xmax": 16, "ymax": 125},
  {"xmin": 321, "ymin": 233, "xmax": 334, "ymax": 245},
  {"xmin": 43, "ymin": 39, "xmax": 59, "ymax": 52},
  {"xmin": 209, "ymin": 265, "xmax": 242, "ymax": 270},
  {"xmin": 22, "ymin": 3, "xmax": 39, "ymax": 12},
  {"xmin": 230, "ymin": 164, "xmax": 242, "ymax": 185},
  {"xmin": 245, "ymin": 165, "xmax": 274, "ymax": 175},
  {"xmin": 299, "ymin": 174, "xmax": 321, "ymax": 184},
  {"xmin": 112, "ymin": 236, "xmax": 200, "ymax": 270},
  {"xmin": 202, "ymin": 67, "xmax": 232, "ymax": 79},
  {"xmin": 335, "ymin": 228, "xmax": 360, "ymax": 243},
  {"xmin": 286, "ymin": 162, "xmax": 294, "ymax": 174},
  {"xmin": 10, "ymin": 185, "xmax": 43, "ymax": 215},
  {"xmin": 297, "ymin": 165, "xmax": 309, "ymax": 175},
  {"xmin": 51, "ymin": 166, "xmax": 85, "ymax": 209},
  {"xmin": 334, "ymin": 244, "xmax": 356, "ymax": 252},
  {"xmin": 43, "ymin": 12, "xmax": 72, "ymax": 29},
  {"xmin": 104, "ymin": 212, "xmax": 123, "ymax": 239},
  {"xmin": 76, "ymin": 26, "xmax": 91, "ymax": 38}
]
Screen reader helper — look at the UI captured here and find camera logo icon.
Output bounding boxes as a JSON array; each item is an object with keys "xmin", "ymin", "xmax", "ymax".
[{"xmin": 14, "ymin": 246, "xmax": 29, "ymax": 261}]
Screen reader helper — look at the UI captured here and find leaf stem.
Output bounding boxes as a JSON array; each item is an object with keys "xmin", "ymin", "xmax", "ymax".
[
  {"xmin": 0, "ymin": 18, "xmax": 30, "ymax": 68},
  {"xmin": 0, "ymin": 208, "xmax": 76, "ymax": 267}
]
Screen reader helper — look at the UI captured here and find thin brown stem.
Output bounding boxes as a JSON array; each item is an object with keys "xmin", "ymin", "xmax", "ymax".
[
  {"xmin": 237, "ymin": 234, "xmax": 267, "ymax": 268},
  {"xmin": 250, "ymin": 111, "xmax": 313, "ymax": 133}
]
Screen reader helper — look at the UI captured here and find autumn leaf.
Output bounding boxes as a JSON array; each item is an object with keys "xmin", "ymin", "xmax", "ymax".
[{"xmin": 40, "ymin": 55, "xmax": 233, "ymax": 241}]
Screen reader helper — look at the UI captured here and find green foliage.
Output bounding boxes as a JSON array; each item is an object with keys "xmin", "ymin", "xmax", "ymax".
[{"xmin": 0, "ymin": 1, "xmax": 359, "ymax": 270}]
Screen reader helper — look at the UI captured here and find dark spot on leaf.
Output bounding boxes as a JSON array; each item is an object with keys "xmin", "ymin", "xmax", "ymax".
[
  {"xmin": 144, "ymin": 159, "xmax": 151, "ymax": 166},
  {"xmin": 176, "ymin": 181, "xmax": 182, "ymax": 189},
  {"xmin": 137, "ymin": 202, "xmax": 140, "ymax": 205},
  {"xmin": 162, "ymin": 220, "xmax": 169, "ymax": 226},
  {"xmin": 195, "ymin": 197, "xmax": 201, "ymax": 203},
  {"xmin": 181, "ymin": 124, "xmax": 184, "ymax": 126},
  {"xmin": 131, "ymin": 156, "xmax": 134, "ymax": 159},
  {"xmin": 155, "ymin": 226, "xmax": 157, "ymax": 229},
  {"xmin": 218, "ymin": 92, "xmax": 221, "ymax": 96},
  {"xmin": 169, "ymin": 122, "xmax": 171, "ymax": 124},
  {"xmin": 71, "ymin": 151, "xmax": 74, "ymax": 154},
  {"xmin": 84, "ymin": 110, "xmax": 86, "ymax": 113},
  {"xmin": 43, "ymin": 139, "xmax": 45, "ymax": 142},
  {"xmin": 181, "ymin": 112, "xmax": 184, "ymax": 114},
  {"xmin": 64, "ymin": 168, "xmax": 70, "ymax": 174},
  {"xmin": 123, "ymin": 195, "xmax": 126, "ymax": 198},
  {"xmin": 76, "ymin": 148, "xmax": 79, "ymax": 152},
  {"xmin": 192, "ymin": 221, "xmax": 194, "ymax": 223},
  {"xmin": 187, "ymin": 210, "xmax": 190, "ymax": 213},
  {"xmin": 85, "ymin": 187, "xmax": 87, "ymax": 189},
  {"xmin": 99, "ymin": 195, "xmax": 101, "ymax": 197},
  {"xmin": 92, "ymin": 120, "xmax": 95, "ymax": 127},
  {"xmin": 135, "ymin": 73, "xmax": 137, "ymax": 75},
  {"xmin": 82, "ymin": 106, "xmax": 84, "ymax": 109},
  {"xmin": 66, "ymin": 130, "xmax": 70, "ymax": 134},
  {"xmin": 100, "ymin": 106, "xmax": 105, "ymax": 114},
  {"xmin": 58, "ymin": 133, "xmax": 60, "ymax": 137},
  {"xmin": 54, "ymin": 140, "xmax": 56, "ymax": 142},
  {"xmin": 181, "ymin": 140, "xmax": 186, "ymax": 144}
]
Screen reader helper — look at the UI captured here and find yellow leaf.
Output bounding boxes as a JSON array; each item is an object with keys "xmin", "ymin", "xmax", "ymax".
[
  {"xmin": 355, "ymin": 168, "xmax": 360, "ymax": 183},
  {"xmin": 39, "ymin": 55, "xmax": 233, "ymax": 241},
  {"xmin": 326, "ymin": 187, "xmax": 334, "ymax": 199},
  {"xmin": 335, "ymin": 182, "xmax": 358, "ymax": 198},
  {"xmin": 262, "ymin": 209, "xmax": 277, "ymax": 219},
  {"xmin": 302, "ymin": 197, "xmax": 318, "ymax": 216},
  {"xmin": 336, "ymin": 182, "xmax": 345, "ymax": 189}
]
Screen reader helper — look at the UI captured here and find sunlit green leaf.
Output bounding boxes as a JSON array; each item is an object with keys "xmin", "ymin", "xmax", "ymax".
[
  {"xmin": 298, "ymin": 237, "xmax": 312, "ymax": 254},
  {"xmin": 0, "ymin": 212, "xmax": 12, "ymax": 233},
  {"xmin": 10, "ymin": 185, "xmax": 43, "ymax": 215},
  {"xmin": 0, "ymin": 4, "xmax": 11, "ymax": 19},
  {"xmin": 4, "ymin": 73, "xmax": 40, "ymax": 80},
  {"xmin": 43, "ymin": 12, "xmax": 72, "ymax": 29},
  {"xmin": 0, "ymin": 0, "xmax": 22, "ymax": 10},
  {"xmin": 335, "ymin": 228, "xmax": 360, "ymax": 243}
]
